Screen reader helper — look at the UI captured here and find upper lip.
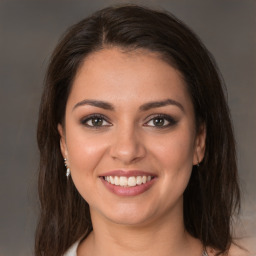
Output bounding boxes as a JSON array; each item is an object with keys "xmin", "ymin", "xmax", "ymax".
[{"xmin": 99, "ymin": 170, "xmax": 157, "ymax": 178}]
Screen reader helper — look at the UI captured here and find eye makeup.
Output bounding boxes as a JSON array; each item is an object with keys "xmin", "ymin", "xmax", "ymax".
[{"xmin": 144, "ymin": 113, "xmax": 178, "ymax": 129}]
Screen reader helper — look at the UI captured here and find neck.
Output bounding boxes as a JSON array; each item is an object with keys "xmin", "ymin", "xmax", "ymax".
[{"xmin": 78, "ymin": 204, "xmax": 202, "ymax": 256}]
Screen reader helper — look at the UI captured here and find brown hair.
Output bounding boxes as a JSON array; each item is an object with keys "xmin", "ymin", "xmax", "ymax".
[{"xmin": 36, "ymin": 5, "xmax": 240, "ymax": 256}]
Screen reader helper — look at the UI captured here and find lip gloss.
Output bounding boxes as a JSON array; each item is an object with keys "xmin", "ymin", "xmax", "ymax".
[{"xmin": 99, "ymin": 170, "xmax": 157, "ymax": 196}]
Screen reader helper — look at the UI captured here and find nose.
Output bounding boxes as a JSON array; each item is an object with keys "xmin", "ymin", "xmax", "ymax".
[{"xmin": 109, "ymin": 125, "xmax": 146, "ymax": 165}]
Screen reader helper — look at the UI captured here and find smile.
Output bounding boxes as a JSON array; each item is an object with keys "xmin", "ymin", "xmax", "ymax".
[
  {"xmin": 100, "ymin": 170, "xmax": 157, "ymax": 196},
  {"xmin": 104, "ymin": 175, "xmax": 153, "ymax": 187}
]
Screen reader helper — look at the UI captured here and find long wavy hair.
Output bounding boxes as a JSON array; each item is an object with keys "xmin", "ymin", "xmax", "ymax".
[{"xmin": 36, "ymin": 4, "xmax": 240, "ymax": 256}]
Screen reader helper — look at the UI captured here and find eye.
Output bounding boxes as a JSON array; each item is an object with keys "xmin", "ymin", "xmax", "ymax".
[
  {"xmin": 81, "ymin": 114, "xmax": 112, "ymax": 128},
  {"xmin": 145, "ymin": 114, "xmax": 177, "ymax": 128}
]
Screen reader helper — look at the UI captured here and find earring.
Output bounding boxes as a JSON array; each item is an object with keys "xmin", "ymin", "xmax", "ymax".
[
  {"xmin": 196, "ymin": 154, "xmax": 200, "ymax": 167},
  {"xmin": 64, "ymin": 158, "xmax": 70, "ymax": 178},
  {"xmin": 66, "ymin": 167, "xmax": 71, "ymax": 177}
]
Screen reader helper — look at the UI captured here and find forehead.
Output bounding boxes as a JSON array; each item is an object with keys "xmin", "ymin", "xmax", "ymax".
[{"xmin": 68, "ymin": 47, "xmax": 193, "ymax": 111}]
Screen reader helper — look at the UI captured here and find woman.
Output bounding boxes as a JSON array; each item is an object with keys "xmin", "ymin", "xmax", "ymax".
[{"xmin": 36, "ymin": 5, "xmax": 244, "ymax": 256}]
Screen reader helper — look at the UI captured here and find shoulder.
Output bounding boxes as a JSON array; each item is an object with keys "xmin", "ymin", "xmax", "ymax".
[
  {"xmin": 228, "ymin": 237, "xmax": 256, "ymax": 256},
  {"xmin": 63, "ymin": 241, "xmax": 79, "ymax": 256},
  {"xmin": 206, "ymin": 237, "xmax": 256, "ymax": 256}
]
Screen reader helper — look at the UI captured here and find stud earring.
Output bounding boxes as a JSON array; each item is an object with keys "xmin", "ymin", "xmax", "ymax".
[
  {"xmin": 66, "ymin": 168, "xmax": 70, "ymax": 177},
  {"xmin": 196, "ymin": 154, "xmax": 200, "ymax": 167},
  {"xmin": 64, "ymin": 158, "xmax": 70, "ymax": 178}
]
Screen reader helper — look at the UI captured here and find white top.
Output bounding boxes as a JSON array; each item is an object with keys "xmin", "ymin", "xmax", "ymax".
[
  {"xmin": 63, "ymin": 241, "xmax": 79, "ymax": 256},
  {"xmin": 63, "ymin": 241, "xmax": 209, "ymax": 256}
]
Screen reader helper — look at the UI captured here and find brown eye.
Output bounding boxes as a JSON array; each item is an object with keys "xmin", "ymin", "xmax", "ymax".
[
  {"xmin": 145, "ymin": 114, "xmax": 177, "ymax": 128},
  {"xmin": 81, "ymin": 114, "xmax": 111, "ymax": 128},
  {"xmin": 152, "ymin": 117, "xmax": 165, "ymax": 127},
  {"xmin": 91, "ymin": 117, "xmax": 104, "ymax": 126}
]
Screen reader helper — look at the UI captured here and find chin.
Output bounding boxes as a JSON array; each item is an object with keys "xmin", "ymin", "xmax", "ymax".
[
  {"xmin": 97, "ymin": 202, "xmax": 159, "ymax": 227},
  {"xmin": 107, "ymin": 213, "xmax": 153, "ymax": 227}
]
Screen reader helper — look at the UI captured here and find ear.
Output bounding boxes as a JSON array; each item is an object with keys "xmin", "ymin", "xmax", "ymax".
[
  {"xmin": 193, "ymin": 123, "xmax": 206, "ymax": 166},
  {"xmin": 58, "ymin": 124, "xmax": 68, "ymax": 159}
]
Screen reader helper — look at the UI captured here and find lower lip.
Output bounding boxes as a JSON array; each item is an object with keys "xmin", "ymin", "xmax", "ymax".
[{"xmin": 100, "ymin": 177, "xmax": 156, "ymax": 196}]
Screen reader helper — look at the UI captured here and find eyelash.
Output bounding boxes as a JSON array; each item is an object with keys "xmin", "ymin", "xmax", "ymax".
[
  {"xmin": 80, "ymin": 114, "xmax": 177, "ymax": 129},
  {"xmin": 144, "ymin": 114, "xmax": 177, "ymax": 128},
  {"xmin": 80, "ymin": 114, "xmax": 112, "ymax": 129}
]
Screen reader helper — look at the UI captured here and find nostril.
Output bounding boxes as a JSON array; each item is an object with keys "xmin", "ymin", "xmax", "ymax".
[{"xmin": 109, "ymin": 137, "xmax": 146, "ymax": 164}]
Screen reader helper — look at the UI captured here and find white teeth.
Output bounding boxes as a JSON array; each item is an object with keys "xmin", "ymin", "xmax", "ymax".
[
  {"xmin": 110, "ymin": 176, "xmax": 115, "ymax": 185},
  {"xmin": 128, "ymin": 177, "xmax": 136, "ymax": 187},
  {"xmin": 104, "ymin": 175, "xmax": 154, "ymax": 187},
  {"xmin": 114, "ymin": 176, "xmax": 120, "ymax": 185},
  {"xmin": 119, "ymin": 176, "xmax": 128, "ymax": 186},
  {"xmin": 136, "ymin": 176, "xmax": 142, "ymax": 185}
]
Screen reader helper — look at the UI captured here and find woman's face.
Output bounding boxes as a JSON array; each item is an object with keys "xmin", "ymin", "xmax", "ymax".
[{"xmin": 59, "ymin": 48, "xmax": 205, "ymax": 226}]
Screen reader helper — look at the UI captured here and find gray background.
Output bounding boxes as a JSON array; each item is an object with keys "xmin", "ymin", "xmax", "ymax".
[{"xmin": 0, "ymin": 0, "xmax": 255, "ymax": 255}]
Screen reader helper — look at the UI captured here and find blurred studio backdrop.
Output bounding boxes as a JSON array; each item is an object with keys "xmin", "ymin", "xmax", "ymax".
[{"xmin": 0, "ymin": 0, "xmax": 255, "ymax": 255}]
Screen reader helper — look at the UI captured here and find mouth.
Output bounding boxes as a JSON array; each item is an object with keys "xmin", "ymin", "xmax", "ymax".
[
  {"xmin": 99, "ymin": 170, "xmax": 157, "ymax": 196},
  {"xmin": 102, "ymin": 175, "xmax": 155, "ymax": 187}
]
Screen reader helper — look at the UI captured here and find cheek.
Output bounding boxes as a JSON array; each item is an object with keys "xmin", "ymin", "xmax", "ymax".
[
  {"xmin": 152, "ymin": 129, "xmax": 195, "ymax": 169},
  {"xmin": 65, "ymin": 131, "xmax": 110, "ymax": 203},
  {"xmin": 151, "ymin": 130, "xmax": 195, "ymax": 204},
  {"xmin": 64, "ymin": 122, "xmax": 110, "ymax": 186},
  {"xmin": 67, "ymin": 134, "xmax": 107, "ymax": 173},
  {"xmin": 150, "ymin": 127, "xmax": 195, "ymax": 189}
]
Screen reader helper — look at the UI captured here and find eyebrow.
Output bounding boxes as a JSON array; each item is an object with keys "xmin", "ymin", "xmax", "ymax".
[
  {"xmin": 72, "ymin": 99, "xmax": 184, "ymax": 112},
  {"xmin": 139, "ymin": 99, "xmax": 184, "ymax": 112},
  {"xmin": 73, "ymin": 99, "xmax": 114, "ymax": 111}
]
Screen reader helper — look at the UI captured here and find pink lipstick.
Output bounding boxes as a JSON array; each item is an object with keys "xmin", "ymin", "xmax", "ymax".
[{"xmin": 99, "ymin": 170, "xmax": 157, "ymax": 196}]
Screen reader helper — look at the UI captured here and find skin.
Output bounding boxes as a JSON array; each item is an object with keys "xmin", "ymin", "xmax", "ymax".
[{"xmin": 58, "ymin": 47, "xmax": 207, "ymax": 256}]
